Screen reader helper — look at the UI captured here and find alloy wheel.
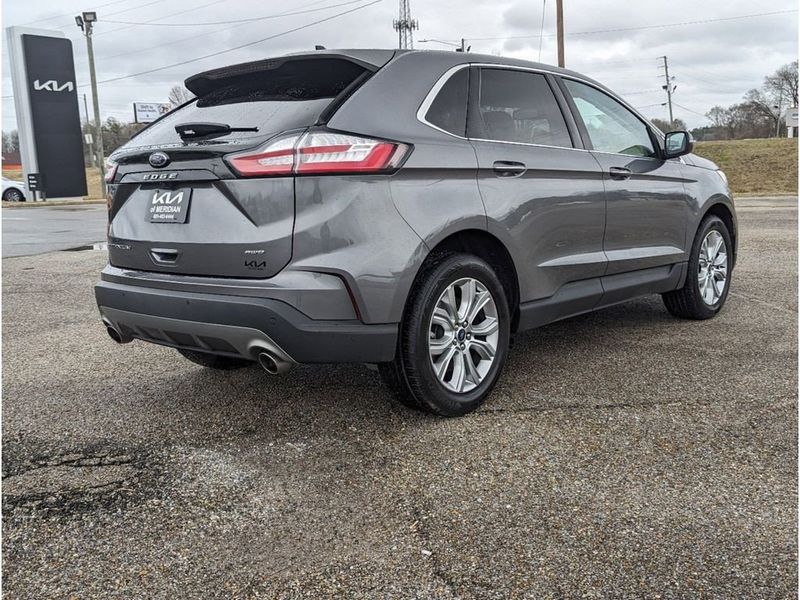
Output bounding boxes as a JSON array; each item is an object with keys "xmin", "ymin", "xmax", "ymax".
[
  {"xmin": 698, "ymin": 229, "xmax": 728, "ymax": 306},
  {"xmin": 428, "ymin": 277, "xmax": 499, "ymax": 393}
]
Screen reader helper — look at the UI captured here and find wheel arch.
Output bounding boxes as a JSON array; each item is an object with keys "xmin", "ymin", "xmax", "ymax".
[
  {"xmin": 3, "ymin": 186, "xmax": 25, "ymax": 201},
  {"xmin": 409, "ymin": 229, "xmax": 521, "ymax": 331},
  {"xmin": 701, "ymin": 202, "xmax": 737, "ymax": 268}
]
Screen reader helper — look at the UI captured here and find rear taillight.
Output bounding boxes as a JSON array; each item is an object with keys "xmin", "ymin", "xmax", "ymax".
[
  {"xmin": 104, "ymin": 158, "xmax": 118, "ymax": 183},
  {"xmin": 226, "ymin": 130, "xmax": 409, "ymax": 177}
]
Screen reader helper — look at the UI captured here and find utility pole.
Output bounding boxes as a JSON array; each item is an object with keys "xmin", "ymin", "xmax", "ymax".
[
  {"xmin": 556, "ymin": 0, "xmax": 564, "ymax": 67},
  {"xmin": 82, "ymin": 93, "xmax": 95, "ymax": 167},
  {"xmin": 393, "ymin": 0, "xmax": 418, "ymax": 50},
  {"xmin": 76, "ymin": 11, "xmax": 106, "ymax": 195},
  {"xmin": 775, "ymin": 88, "xmax": 783, "ymax": 138},
  {"xmin": 460, "ymin": 38, "xmax": 466, "ymax": 52},
  {"xmin": 660, "ymin": 56, "xmax": 675, "ymax": 127}
]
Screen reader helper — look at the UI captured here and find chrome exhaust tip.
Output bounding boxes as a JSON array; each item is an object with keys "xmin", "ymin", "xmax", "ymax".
[
  {"xmin": 105, "ymin": 324, "xmax": 131, "ymax": 344},
  {"xmin": 257, "ymin": 350, "xmax": 292, "ymax": 375}
]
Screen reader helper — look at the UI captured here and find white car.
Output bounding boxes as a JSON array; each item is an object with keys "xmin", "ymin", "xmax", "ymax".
[{"xmin": 2, "ymin": 177, "xmax": 26, "ymax": 202}]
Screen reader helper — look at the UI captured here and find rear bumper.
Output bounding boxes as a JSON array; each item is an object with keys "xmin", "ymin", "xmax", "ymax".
[{"xmin": 95, "ymin": 281, "xmax": 398, "ymax": 364}]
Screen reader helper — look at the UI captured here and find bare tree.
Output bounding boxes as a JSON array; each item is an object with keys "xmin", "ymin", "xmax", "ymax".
[
  {"xmin": 2, "ymin": 130, "xmax": 19, "ymax": 154},
  {"xmin": 764, "ymin": 61, "xmax": 799, "ymax": 108},
  {"xmin": 743, "ymin": 89, "xmax": 780, "ymax": 132},
  {"xmin": 650, "ymin": 117, "xmax": 687, "ymax": 133},
  {"xmin": 168, "ymin": 85, "xmax": 194, "ymax": 108}
]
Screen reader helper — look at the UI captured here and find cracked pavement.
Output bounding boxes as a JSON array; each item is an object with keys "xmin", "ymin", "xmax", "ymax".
[{"xmin": 2, "ymin": 199, "xmax": 797, "ymax": 598}]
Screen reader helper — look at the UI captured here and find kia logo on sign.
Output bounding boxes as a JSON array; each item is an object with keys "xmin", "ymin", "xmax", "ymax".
[
  {"xmin": 33, "ymin": 79, "xmax": 74, "ymax": 92},
  {"xmin": 148, "ymin": 152, "xmax": 170, "ymax": 168}
]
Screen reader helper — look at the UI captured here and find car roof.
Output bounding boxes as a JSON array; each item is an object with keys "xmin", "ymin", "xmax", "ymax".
[{"xmin": 186, "ymin": 48, "xmax": 604, "ymax": 95}]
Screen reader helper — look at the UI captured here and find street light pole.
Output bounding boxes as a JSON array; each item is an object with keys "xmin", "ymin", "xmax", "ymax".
[{"xmin": 76, "ymin": 12, "xmax": 106, "ymax": 195}]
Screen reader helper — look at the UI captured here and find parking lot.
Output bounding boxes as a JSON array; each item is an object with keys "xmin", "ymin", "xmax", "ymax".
[{"xmin": 2, "ymin": 199, "xmax": 797, "ymax": 598}]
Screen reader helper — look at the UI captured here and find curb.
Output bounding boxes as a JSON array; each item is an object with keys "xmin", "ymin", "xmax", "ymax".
[{"xmin": 2, "ymin": 199, "xmax": 106, "ymax": 208}]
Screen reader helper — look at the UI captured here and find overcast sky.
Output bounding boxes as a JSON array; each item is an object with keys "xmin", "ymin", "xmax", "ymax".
[{"xmin": 1, "ymin": 0, "xmax": 797, "ymax": 131}]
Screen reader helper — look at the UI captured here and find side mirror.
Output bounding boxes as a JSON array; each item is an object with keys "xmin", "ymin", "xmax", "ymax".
[{"xmin": 663, "ymin": 130, "xmax": 694, "ymax": 159}]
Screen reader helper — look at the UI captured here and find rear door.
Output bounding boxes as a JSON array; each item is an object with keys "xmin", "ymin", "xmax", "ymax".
[
  {"xmin": 106, "ymin": 56, "xmax": 379, "ymax": 279},
  {"xmin": 559, "ymin": 78, "xmax": 690, "ymax": 275},
  {"xmin": 468, "ymin": 67, "xmax": 607, "ymax": 304}
]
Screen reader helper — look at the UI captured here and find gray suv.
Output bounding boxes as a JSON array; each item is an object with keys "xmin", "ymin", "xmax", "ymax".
[{"xmin": 96, "ymin": 49, "xmax": 736, "ymax": 416}]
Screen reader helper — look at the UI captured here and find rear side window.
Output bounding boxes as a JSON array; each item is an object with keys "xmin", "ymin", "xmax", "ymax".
[
  {"xmin": 474, "ymin": 69, "xmax": 572, "ymax": 148},
  {"xmin": 126, "ymin": 58, "xmax": 368, "ymax": 151},
  {"xmin": 563, "ymin": 79, "xmax": 655, "ymax": 157},
  {"xmin": 424, "ymin": 68, "xmax": 468, "ymax": 136}
]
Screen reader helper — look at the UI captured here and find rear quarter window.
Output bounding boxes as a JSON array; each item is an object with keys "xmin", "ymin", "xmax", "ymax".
[{"xmin": 424, "ymin": 68, "xmax": 469, "ymax": 137}]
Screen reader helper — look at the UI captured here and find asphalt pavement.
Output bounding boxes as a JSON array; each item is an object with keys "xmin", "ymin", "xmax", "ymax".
[
  {"xmin": 1, "ymin": 200, "xmax": 797, "ymax": 598},
  {"xmin": 2, "ymin": 205, "xmax": 107, "ymax": 257}
]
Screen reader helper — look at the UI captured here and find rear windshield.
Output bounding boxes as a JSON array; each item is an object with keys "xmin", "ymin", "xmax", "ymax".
[
  {"xmin": 127, "ymin": 97, "xmax": 333, "ymax": 149},
  {"xmin": 126, "ymin": 58, "xmax": 367, "ymax": 150}
]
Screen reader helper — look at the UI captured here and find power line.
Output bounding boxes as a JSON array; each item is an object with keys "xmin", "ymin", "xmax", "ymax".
[
  {"xmin": 1, "ymin": 0, "xmax": 381, "ymax": 103},
  {"xmin": 672, "ymin": 72, "xmax": 743, "ymax": 94},
  {"xmin": 11, "ymin": 0, "xmax": 133, "ymax": 27},
  {"xmin": 618, "ymin": 89, "xmax": 662, "ymax": 96},
  {"xmin": 10, "ymin": 0, "xmax": 172, "ymax": 34},
  {"xmin": 672, "ymin": 102, "xmax": 707, "ymax": 117},
  {"xmin": 465, "ymin": 9, "xmax": 798, "ymax": 42},
  {"xmin": 102, "ymin": 0, "xmax": 338, "ymax": 61},
  {"xmin": 96, "ymin": 0, "xmax": 230, "ymax": 36},
  {"xmin": 102, "ymin": 0, "xmax": 368, "ymax": 27},
  {"xmin": 92, "ymin": 0, "xmax": 383, "ymax": 86}
]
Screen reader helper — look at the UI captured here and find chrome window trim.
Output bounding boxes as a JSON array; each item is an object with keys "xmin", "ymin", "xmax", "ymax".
[
  {"xmin": 416, "ymin": 61, "xmax": 681, "ymax": 161},
  {"xmin": 416, "ymin": 64, "xmax": 471, "ymax": 139},
  {"xmin": 466, "ymin": 137, "xmax": 588, "ymax": 153}
]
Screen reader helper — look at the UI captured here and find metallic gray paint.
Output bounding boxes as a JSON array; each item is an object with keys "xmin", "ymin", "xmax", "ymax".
[{"xmin": 99, "ymin": 264, "xmax": 358, "ymax": 321}]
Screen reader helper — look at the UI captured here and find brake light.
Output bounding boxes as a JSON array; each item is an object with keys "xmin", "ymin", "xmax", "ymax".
[
  {"xmin": 226, "ymin": 135, "xmax": 299, "ymax": 176},
  {"xmin": 104, "ymin": 158, "xmax": 118, "ymax": 183},
  {"xmin": 227, "ymin": 131, "xmax": 408, "ymax": 177}
]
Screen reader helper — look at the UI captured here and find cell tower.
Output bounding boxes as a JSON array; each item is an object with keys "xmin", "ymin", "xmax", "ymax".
[{"xmin": 393, "ymin": 0, "xmax": 418, "ymax": 49}]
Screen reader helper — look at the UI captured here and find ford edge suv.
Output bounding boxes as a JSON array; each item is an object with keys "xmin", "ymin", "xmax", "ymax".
[{"xmin": 96, "ymin": 49, "xmax": 737, "ymax": 416}]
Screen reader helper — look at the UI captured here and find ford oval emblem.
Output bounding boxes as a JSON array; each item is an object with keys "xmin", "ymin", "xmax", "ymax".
[{"xmin": 148, "ymin": 151, "xmax": 170, "ymax": 168}]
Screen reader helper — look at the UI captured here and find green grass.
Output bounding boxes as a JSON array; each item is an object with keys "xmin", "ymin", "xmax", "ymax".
[{"xmin": 694, "ymin": 138, "xmax": 798, "ymax": 196}]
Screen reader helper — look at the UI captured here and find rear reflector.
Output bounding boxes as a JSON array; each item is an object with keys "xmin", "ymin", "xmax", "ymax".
[{"xmin": 227, "ymin": 130, "xmax": 408, "ymax": 177}]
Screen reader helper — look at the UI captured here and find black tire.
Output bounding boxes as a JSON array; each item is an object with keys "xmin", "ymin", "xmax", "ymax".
[
  {"xmin": 662, "ymin": 215, "xmax": 732, "ymax": 320},
  {"xmin": 176, "ymin": 348, "xmax": 252, "ymax": 370},
  {"xmin": 3, "ymin": 188, "xmax": 24, "ymax": 202},
  {"xmin": 379, "ymin": 252, "xmax": 511, "ymax": 417}
]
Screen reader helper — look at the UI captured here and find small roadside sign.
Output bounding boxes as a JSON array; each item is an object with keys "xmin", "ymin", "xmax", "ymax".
[
  {"xmin": 133, "ymin": 102, "xmax": 171, "ymax": 123},
  {"xmin": 26, "ymin": 172, "xmax": 42, "ymax": 191},
  {"xmin": 786, "ymin": 107, "xmax": 799, "ymax": 128}
]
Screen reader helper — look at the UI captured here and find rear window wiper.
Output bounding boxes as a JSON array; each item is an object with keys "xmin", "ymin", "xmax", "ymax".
[{"xmin": 175, "ymin": 122, "xmax": 259, "ymax": 140}]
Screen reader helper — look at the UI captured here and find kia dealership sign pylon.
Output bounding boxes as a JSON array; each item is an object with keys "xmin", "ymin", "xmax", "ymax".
[{"xmin": 6, "ymin": 27, "xmax": 87, "ymax": 199}]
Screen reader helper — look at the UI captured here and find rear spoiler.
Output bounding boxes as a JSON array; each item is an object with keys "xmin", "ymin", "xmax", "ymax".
[{"xmin": 185, "ymin": 50, "xmax": 397, "ymax": 97}]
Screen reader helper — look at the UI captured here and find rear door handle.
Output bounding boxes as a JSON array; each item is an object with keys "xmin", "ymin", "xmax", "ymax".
[
  {"xmin": 492, "ymin": 161, "xmax": 527, "ymax": 177},
  {"xmin": 608, "ymin": 166, "xmax": 632, "ymax": 180}
]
